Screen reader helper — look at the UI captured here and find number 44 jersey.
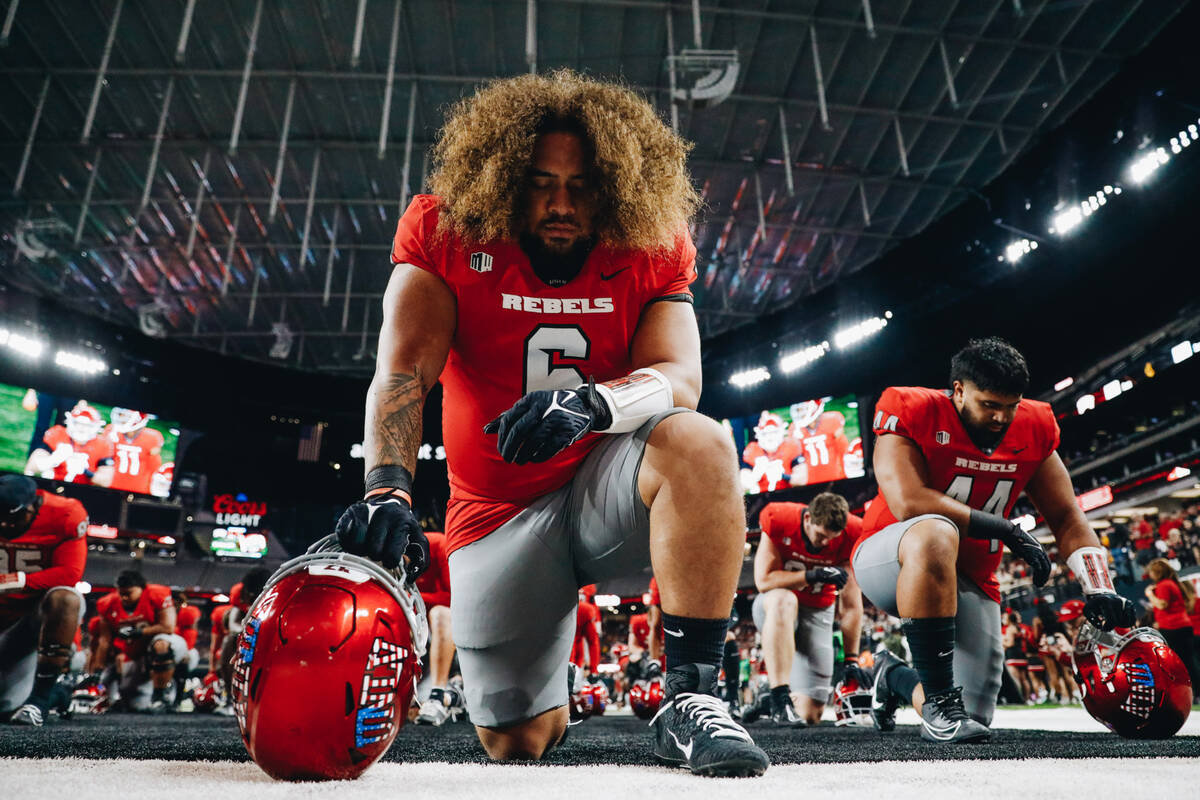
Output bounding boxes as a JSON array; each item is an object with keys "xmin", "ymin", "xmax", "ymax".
[
  {"xmin": 391, "ymin": 195, "xmax": 696, "ymax": 553},
  {"xmin": 858, "ymin": 386, "xmax": 1060, "ymax": 602}
]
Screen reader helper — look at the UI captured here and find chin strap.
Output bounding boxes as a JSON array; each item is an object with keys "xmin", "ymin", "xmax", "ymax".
[{"xmin": 588, "ymin": 368, "xmax": 675, "ymax": 433}]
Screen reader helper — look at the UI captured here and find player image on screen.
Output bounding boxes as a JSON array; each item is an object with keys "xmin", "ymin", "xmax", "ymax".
[
  {"xmin": 104, "ymin": 408, "xmax": 164, "ymax": 495},
  {"xmin": 787, "ymin": 399, "xmax": 850, "ymax": 485},
  {"xmin": 24, "ymin": 403, "xmax": 114, "ymax": 487},
  {"xmin": 740, "ymin": 413, "xmax": 801, "ymax": 494}
]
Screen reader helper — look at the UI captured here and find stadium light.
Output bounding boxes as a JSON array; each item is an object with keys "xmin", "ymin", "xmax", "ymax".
[
  {"xmin": 55, "ymin": 349, "xmax": 107, "ymax": 375},
  {"xmin": 1054, "ymin": 377, "xmax": 1074, "ymax": 391},
  {"xmin": 1101, "ymin": 380, "xmax": 1122, "ymax": 401},
  {"xmin": 729, "ymin": 367, "xmax": 770, "ymax": 388},
  {"xmin": 778, "ymin": 341, "xmax": 829, "ymax": 373},
  {"xmin": 1075, "ymin": 394, "xmax": 1095, "ymax": 415},
  {"xmin": 0, "ymin": 328, "xmax": 46, "ymax": 359},
  {"xmin": 593, "ymin": 594, "xmax": 621, "ymax": 606},
  {"xmin": 834, "ymin": 316, "xmax": 889, "ymax": 349},
  {"xmin": 1012, "ymin": 514, "xmax": 1037, "ymax": 532},
  {"xmin": 1170, "ymin": 340, "xmax": 1194, "ymax": 364},
  {"xmin": 1127, "ymin": 147, "xmax": 1170, "ymax": 184},
  {"xmin": 1049, "ymin": 206, "xmax": 1083, "ymax": 235},
  {"xmin": 1002, "ymin": 238, "xmax": 1037, "ymax": 263}
]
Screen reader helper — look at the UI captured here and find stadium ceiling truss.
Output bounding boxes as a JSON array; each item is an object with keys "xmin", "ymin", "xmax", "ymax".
[{"xmin": 0, "ymin": 0, "xmax": 1184, "ymax": 374}]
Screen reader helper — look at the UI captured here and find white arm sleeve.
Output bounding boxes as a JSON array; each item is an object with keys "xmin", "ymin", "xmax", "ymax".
[{"xmin": 591, "ymin": 368, "xmax": 675, "ymax": 434}]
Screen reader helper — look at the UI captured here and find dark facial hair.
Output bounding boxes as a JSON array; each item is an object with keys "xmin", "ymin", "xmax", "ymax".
[
  {"xmin": 958, "ymin": 407, "xmax": 1008, "ymax": 453},
  {"xmin": 519, "ymin": 232, "xmax": 596, "ymax": 287}
]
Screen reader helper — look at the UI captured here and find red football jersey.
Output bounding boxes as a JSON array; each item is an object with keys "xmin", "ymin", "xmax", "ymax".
[
  {"xmin": 391, "ymin": 195, "xmax": 696, "ymax": 554},
  {"xmin": 629, "ymin": 612, "xmax": 655, "ymax": 650},
  {"xmin": 792, "ymin": 412, "xmax": 850, "ymax": 484},
  {"xmin": 41, "ymin": 425, "xmax": 114, "ymax": 484},
  {"xmin": 96, "ymin": 584, "xmax": 173, "ymax": 657},
  {"xmin": 758, "ymin": 501, "xmax": 860, "ymax": 609},
  {"xmin": 210, "ymin": 603, "xmax": 234, "ymax": 655},
  {"xmin": 106, "ymin": 427, "xmax": 164, "ymax": 494},
  {"xmin": 415, "ymin": 532, "xmax": 451, "ymax": 609},
  {"xmin": 857, "ymin": 386, "xmax": 1060, "ymax": 602},
  {"xmin": 175, "ymin": 604, "xmax": 201, "ymax": 650},
  {"xmin": 571, "ymin": 600, "xmax": 602, "ymax": 673},
  {"xmin": 742, "ymin": 438, "xmax": 802, "ymax": 493},
  {"xmin": 0, "ymin": 491, "xmax": 88, "ymax": 624}
]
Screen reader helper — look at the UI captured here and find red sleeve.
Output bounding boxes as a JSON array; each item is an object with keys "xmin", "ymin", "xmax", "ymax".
[
  {"xmin": 43, "ymin": 426, "xmax": 68, "ymax": 450},
  {"xmin": 654, "ymin": 231, "xmax": 697, "ymax": 300},
  {"xmin": 23, "ymin": 501, "xmax": 88, "ymax": 592},
  {"xmin": 390, "ymin": 195, "xmax": 444, "ymax": 277},
  {"xmin": 1155, "ymin": 582, "xmax": 1182, "ymax": 604},
  {"xmin": 759, "ymin": 503, "xmax": 804, "ymax": 545},
  {"xmin": 871, "ymin": 387, "xmax": 921, "ymax": 440},
  {"xmin": 586, "ymin": 605, "xmax": 601, "ymax": 674},
  {"xmin": 839, "ymin": 514, "xmax": 864, "ymax": 564}
]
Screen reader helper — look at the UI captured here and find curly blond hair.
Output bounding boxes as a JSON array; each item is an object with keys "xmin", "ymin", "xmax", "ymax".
[{"xmin": 428, "ymin": 69, "xmax": 698, "ymax": 251}]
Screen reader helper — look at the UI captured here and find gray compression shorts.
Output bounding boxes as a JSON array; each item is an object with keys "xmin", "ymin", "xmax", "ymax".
[
  {"xmin": 851, "ymin": 514, "xmax": 1003, "ymax": 725},
  {"xmin": 751, "ymin": 592, "xmax": 836, "ymax": 704},
  {"xmin": 449, "ymin": 409, "xmax": 684, "ymax": 728},
  {"xmin": 0, "ymin": 585, "xmax": 84, "ymax": 713}
]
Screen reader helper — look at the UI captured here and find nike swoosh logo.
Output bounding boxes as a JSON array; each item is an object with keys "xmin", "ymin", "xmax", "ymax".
[
  {"xmin": 669, "ymin": 730, "xmax": 694, "ymax": 760},
  {"xmin": 938, "ymin": 650, "xmax": 954, "ymax": 658},
  {"xmin": 600, "ymin": 266, "xmax": 631, "ymax": 281},
  {"xmin": 1012, "ymin": 447, "xmax": 1027, "ymax": 454},
  {"xmin": 923, "ymin": 719, "xmax": 962, "ymax": 740},
  {"xmin": 664, "ymin": 627, "xmax": 684, "ymax": 638}
]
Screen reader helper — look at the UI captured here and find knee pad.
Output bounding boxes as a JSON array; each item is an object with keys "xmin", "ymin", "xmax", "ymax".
[
  {"xmin": 38, "ymin": 642, "xmax": 74, "ymax": 661},
  {"xmin": 149, "ymin": 647, "xmax": 176, "ymax": 674}
]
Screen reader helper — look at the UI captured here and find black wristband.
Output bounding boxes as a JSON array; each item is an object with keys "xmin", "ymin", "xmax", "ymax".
[
  {"xmin": 843, "ymin": 653, "xmax": 858, "ymax": 662},
  {"xmin": 365, "ymin": 464, "xmax": 414, "ymax": 496},
  {"xmin": 967, "ymin": 509, "xmax": 1012, "ymax": 541}
]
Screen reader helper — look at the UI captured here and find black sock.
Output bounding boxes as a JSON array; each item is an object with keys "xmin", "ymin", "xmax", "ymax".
[
  {"xmin": 886, "ymin": 665, "xmax": 921, "ymax": 705},
  {"xmin": 661, "ymin": 613, "xmax": 728, "ymax": 671},
  {"xmin": 902, "ymin": 616, "xmax": 956, "ymax": 697},
  {"xmin": 769, "ymin": 684, "xmax": 791, "ymax": 709},
  {"xmin": 31, "ymin": 671, "xmax": 58, "ymax": 699},
  {"xmin": 151, "ymin": 686, "xmax": 164, "ymax": 702},
  {"xmin": 721, "ymin": 639, "xmax": 741, "ymax": 702}
]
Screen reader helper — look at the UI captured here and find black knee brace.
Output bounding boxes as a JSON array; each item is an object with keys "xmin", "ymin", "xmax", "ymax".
[
  {"xmin": 38, "ymin": 642, "xmax": 74, "ymax": 661},
  {"xmin": 149, "ymin": 645, "xmax": 176, "ymax": 674}
]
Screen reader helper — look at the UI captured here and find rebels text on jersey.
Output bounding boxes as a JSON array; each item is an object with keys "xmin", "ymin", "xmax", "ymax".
[
  {"xmin": 391, "ymin": 195, "xmax": 696, "ymax": 553},
  {"xmin": 106, "ymin": 426, "xmax": 164, "ymax": 494},
  {"xmin": 42, "ymin": 425, "xmax": 114, "ymax": 484},
  {"xmin": 96, "ymin": 584, "xmax": 173, "ymax": 657},
  {"xmin": 759, "ymin": 501, "xmax": 860, "ymax": 609},
  {"xmin": 0, "ymin": 491, "xmax": 88, "ymax": 624},
  {"xmin": 857, "ymin": 386, "xmax": 1060, "ymax": 602}
]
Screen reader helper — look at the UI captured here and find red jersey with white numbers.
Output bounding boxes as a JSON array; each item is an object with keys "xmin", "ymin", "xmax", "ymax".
[
  {"xmin": 391, "ymin": 195, "xmax": 697, "ymax": 553},
  {"xmin": 792, "ymin": 412, "xmax": 851, "ymax": 484},
  {"xmin": 106, "ymin": 427, "xmax": 164, "ymax": 494},
  {"xmin": 856, "ymin": 386, "xmax": 1060, "ymax": 602},
  {"xmin": 0, "ymin": 491, "xmax": 88, "ymax": 626},
  {"xmin": 759, "ymin": 501, "xmax": 861, "ymax": 609},
  {"xmin": 742, "ymin": 439, "xmax": 802, "ymax": 493},
  {"xmin": 41, "ymin": 425, "xmax": 114, "ymax": 484},
  {"xmin": 415, "ymin": 532, "xmax": 451, "ymax": 609},
  {"xmin": 96, "ymin": 584, "xmax": 173, "ymax": 658}
]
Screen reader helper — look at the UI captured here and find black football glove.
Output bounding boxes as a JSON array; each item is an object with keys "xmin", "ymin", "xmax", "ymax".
[
  {"xmin": 967, "ymin": 510, "xmax": 1051, "ymax": 587},
  {"xmin": 805, "ymin": 565, "xmax": 848, "ymax": 589},
  {"xmin": 1082, "ymin": 592, "xmax": 1137, "ymax": 631},
  {"xmin": 482, "ymin": 381, "xmax": 613, "ymax": 465},
  {"xmin": 335, "ymin": 490, "xmax": 429, "ymax": 578},
  {"xmin": 116, "ymin": 623, "xmax": 145, "ymax": 642},
  {"xmin": 843, "ymin": 658, "xmax": 871, "ymax": 688}
]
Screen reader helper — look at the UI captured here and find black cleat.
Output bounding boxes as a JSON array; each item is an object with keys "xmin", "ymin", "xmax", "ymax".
[
  {"xmin": 651, "ymin": 664, "xmax": 769, "ymax": 777},
  {"xmin": 768, "ymin": 691, "xmax": 807, "ymax": 728},
  {"xmin": 919, "ymin": 687, "xmax": 991, "ymax": 743},
  {"xmin": 870, "ymin": 648, "xmax": 905, "ymax": 733}
]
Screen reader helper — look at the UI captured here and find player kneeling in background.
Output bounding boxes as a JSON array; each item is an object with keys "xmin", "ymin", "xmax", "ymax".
[
  {"xmin": 0, "ymin": 475, "xmax": 88, "ymax": 726},
  {"xmin": 855, "ymin": 338, "xmax": 1135, "ymax": 743},
  {"xmin": 92, "ymin": 570, "xmax": 188, "ymax": 712},
  {"xmin": 415, "ymin": 531, "xmax": 465, "ymax": 725},
  {"xmin": 752, "ymin": 493, "xmax": 867, "ymax": 726}
]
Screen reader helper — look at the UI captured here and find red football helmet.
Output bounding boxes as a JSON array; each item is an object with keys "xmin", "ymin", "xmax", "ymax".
[
  {"xmin": 231, "ymin": 536, "xmax": 428, "ymax": 780},
  {"xmin": 65, "ymin": 404, "xmax": 104, "ymax": 444},
  {"xmin": 69, "ymin": 675, "xmax": 109, "ymax": 714},
  {"xmin": 150, "ymin": 462, "xmax": 174, "ymax": 498},
  {"xmin": 832, "ymin": 676, "xmax": 873, "ymax": 726},
  {"xmin": 629, "ymin": 676, "xmax": 665, "ymax": 720},
  {"xmin": 844, "ymin": 436, "xmax": 864, "ymax": 477},
  {"xmin": 789, "ymin": 399, "xmax": 825, "ymax": 430},
  {"xmin": 192, "ymin": 673, "xmax": 222, "ymax": 712},
  {"xmin": 1072, "ymin": 623, "xmax": 1192, "ymax": 739},
  {"xmin": 110, "ymin": 407, "xmax": 150, "ymax": 434}
]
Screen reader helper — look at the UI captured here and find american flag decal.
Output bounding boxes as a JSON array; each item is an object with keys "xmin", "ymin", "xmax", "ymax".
[{"xmin": 297, "ymin": 422, "xmax": 326, "ymax": 462}]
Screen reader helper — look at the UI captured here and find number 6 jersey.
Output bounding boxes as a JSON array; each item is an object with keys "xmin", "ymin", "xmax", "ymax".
[
  {"xmin": 857, "ymin": 386, "xmax": 1060, "ymax": 602},
  {"xmin": 391, "ymin": 195, "xmax": 696, "ymax": 554}
]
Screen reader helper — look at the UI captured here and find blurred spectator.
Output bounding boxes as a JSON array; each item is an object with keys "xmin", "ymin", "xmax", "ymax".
[{"xmin": 1143, "ymin": 558, "xmax": 1200, "ymax": 690}]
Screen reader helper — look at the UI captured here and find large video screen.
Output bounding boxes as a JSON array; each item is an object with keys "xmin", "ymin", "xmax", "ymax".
[
  {"xmin": 0, "ymin": 382, "xmax": 179, "ymax": 497},
  {"xmin": 726, "ymin": 394, "xmax": 864, "ymax": 495}
]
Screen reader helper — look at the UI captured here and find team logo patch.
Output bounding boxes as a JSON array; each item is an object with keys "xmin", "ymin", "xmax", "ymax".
[
  {"xmin": 935, "ymin": 431, "xmax": 950, "ymax": 445},
  {"xmin": 469, "ymin": 252, "xmax": 493, "ymax": 273}
]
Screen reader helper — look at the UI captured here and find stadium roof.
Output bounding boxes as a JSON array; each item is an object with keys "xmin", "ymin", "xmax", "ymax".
[{"xmin": 0, "ymin": 0, "xmax": 1187, "ymax": 375}]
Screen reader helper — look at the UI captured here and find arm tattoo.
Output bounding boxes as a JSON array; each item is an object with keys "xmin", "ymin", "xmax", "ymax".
[{"xmin": 366, "ymin": 367, "xmax": 426, "ymax": 475}]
